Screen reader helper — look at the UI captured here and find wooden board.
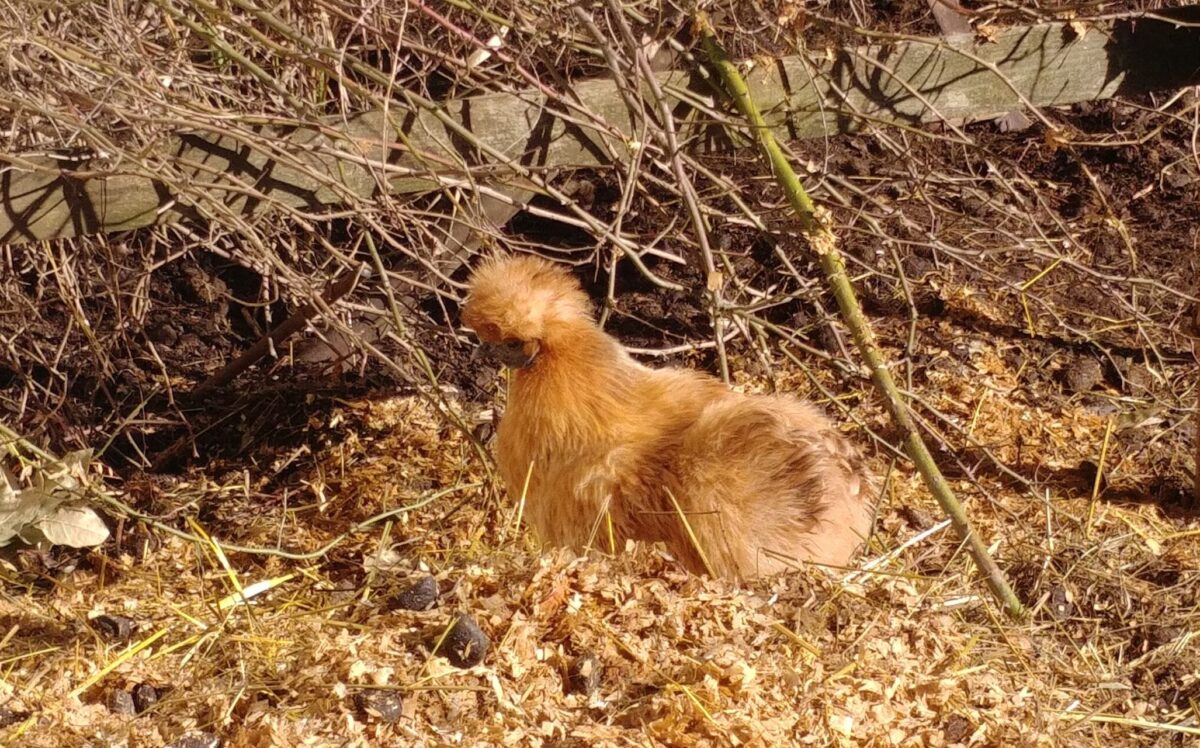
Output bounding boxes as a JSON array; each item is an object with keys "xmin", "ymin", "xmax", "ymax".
[{"xmin": 2, "ymin": 9, "xmax": 1198, "ymax": 245}]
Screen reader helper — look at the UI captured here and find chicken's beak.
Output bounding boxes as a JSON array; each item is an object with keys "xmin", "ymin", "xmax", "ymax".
[{"xmin": 479, "ymin": 339, "xmax": 540, "ymax": 369}]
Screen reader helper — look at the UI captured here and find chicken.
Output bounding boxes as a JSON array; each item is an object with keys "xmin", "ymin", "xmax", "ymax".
[{"xmin": 462, "ymin": 255, "xmax": 875, "ymax": 579}]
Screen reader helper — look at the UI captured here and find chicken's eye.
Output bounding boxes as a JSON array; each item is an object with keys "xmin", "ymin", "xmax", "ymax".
[{"xmin": 497, "ymin": 339, "xmax": 530, "ymax": 361}]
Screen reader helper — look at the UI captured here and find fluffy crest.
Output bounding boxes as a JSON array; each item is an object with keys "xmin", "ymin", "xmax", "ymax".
[{"xmin": 462, "ymin": 255, "xmax": 593, "ymax": 343}]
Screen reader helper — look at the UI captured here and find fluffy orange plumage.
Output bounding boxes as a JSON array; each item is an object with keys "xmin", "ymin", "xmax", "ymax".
[{"xmin": 463, "ymin": 255, "xmax": 875, "ymax": 579}]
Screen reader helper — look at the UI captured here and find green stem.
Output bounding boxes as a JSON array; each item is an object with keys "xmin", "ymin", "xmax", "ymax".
[{"xmin": 697, "ymin": 16, "xmax": 1025, "ymax": 621}]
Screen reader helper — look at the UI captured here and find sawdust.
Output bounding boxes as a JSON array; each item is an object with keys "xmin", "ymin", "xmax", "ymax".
[{"xmin": 4, "ymin": 324, "xmax": 1197, "ymax": 746}]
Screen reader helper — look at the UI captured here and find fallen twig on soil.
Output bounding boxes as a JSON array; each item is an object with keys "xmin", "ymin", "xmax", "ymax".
[{"xmin": 192, "ymin": 263, "xmax": 371, "ymax": 397}]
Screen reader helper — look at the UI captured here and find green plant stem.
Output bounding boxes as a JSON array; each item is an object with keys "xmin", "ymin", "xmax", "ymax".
[{"xmin": 697, "ymin": 16, "xmax": 1025, "ymax": 621}]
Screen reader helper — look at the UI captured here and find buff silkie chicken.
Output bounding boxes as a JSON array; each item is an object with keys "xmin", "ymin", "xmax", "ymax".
[{"xmin": 462, "ymin": 255, "xmax": 875, "ymax": 579}]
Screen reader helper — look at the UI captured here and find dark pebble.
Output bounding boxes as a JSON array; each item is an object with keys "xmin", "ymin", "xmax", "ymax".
[
  {"xmin": 1060, "ymin": 358, "xmax": 1103, "ymax": 394},
  {"xmin": 816, "ymin": 324, "xmax": 840, "ymax": 354},
  {"xmin": 147, "ymin": 323, "xmax": 180, "ymax": 346},
  {"xmin": 0, "ymin": 707, "xmax": 30, "ymax": 728},
  {"xmin": 435, "ymin": 614, "xmax": 490, "ymax": 668},
  {"xmin": 132, "ymin": 683, "xmax": 159, "ymax": 713},
  {"xmin": 354, "ymin": 689, "xmax": 404, "ymax": 723},
  {"xmin": 390, "ymin": 576, "xmax": 439, "ymax": 611},
  {"xmin": 106, "ymin": 688, "xmax": 136, "ymax": 715},
  {"xmin": 92, "ymin": 614, "xmax": 136, "ymax": 643},
  {"xmin": 897, "ymin": 506, "xmax": 934, "ymax": 531},
  {"xmin": 166, "ymin": 733, "xmax": 220, "ymax": 748},
  {"xmin": 1147, "ymin": 624, "xmax": 1183, "ymax": 649},
  {"xmin": 943, "ymin": 714, "xmax": 971, "ymax": 743},
  {"xmin": 566, "ymin": 654, "xmax": 602, "ymax": 695},
  {"xmin": 1047, "ymin": 585, "xmax": 1073, "ymax": 620}
]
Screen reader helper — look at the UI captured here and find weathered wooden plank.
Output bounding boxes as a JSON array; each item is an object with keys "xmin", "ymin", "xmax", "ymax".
[{"xmin": 2, "ymin": 9, "xmax": 1198, "ymax": 245}]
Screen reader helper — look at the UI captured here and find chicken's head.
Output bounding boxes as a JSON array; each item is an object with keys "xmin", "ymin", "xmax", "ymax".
[{"xmin": 462, "ymin": 255, "xmax": 593, "ymax": 369}]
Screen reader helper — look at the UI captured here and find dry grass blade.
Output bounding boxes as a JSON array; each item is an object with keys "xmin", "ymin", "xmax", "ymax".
[
  {"xmin": 67, "ymin": 627, "xmax": 172, "ymax": 700},
  {"xmin": 664, "ymin": 486, "xmax": 717, "ymax": 579}
]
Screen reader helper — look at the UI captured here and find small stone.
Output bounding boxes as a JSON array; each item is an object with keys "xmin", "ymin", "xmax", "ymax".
[
  {"xmin": 1146, "ymin": 624, "xmax": 1183, "ymax": 649},
  {"xmin": 1060, "ymin": 357, "xmax": 1102, "ymax": 394},
  {"xmin": 566, "ymin": 654, "xmax": 602, "ymax": 696},
  {"xmin": 897, "ymin": 506, "xmax": 934, "ymax": 531},
  {"xmin": 0, "ymin": 707, "xmax": 30, "ymax": 728},
  {"xmin": 1047, "ymin": 585, "xmax": 1073, "ymax": 621},
  {"xmin": 1164, "ymin": 166, "xmax": 1195, "ymax": 189},
  {"xmin": 106, "ymin": 688, "xmax": 136, "ymax": 715},
  {"xmin": 148, "ymin": 322, "xmax": 181, "ymax": 347},
  {"xmin": 132, "ymin": 683, "xmax": 159, "ymax": 713},
  {"xmin": 816, "ymin": 324, "xmax": 840, "ymax": 354},
  {"xmin": 91, "ymin": 614, "xmax": 136, "ymax": 643},
  {"xmin": 166, "ymin": 733, "xmax": 220, "ymax": 748},
  {"xmin": 943, "ymin": 714, "xmax": 971, "ymax": 743},
  {"xmin": 354, "ymin": 689, "xmax": 404, "ymax": 723},
  {"xmin": 435, "ymin": 614, "xmax": 490, "ymax": 668},
  {"xmin": 390, "ymin": 576, "xmax": 439, "ymax": 611}
]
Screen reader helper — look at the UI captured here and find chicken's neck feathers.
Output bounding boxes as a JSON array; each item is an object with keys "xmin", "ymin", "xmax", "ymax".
[{"xmin": 509, "ymin": 323, "xmax": 639, "ymax": 447}]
